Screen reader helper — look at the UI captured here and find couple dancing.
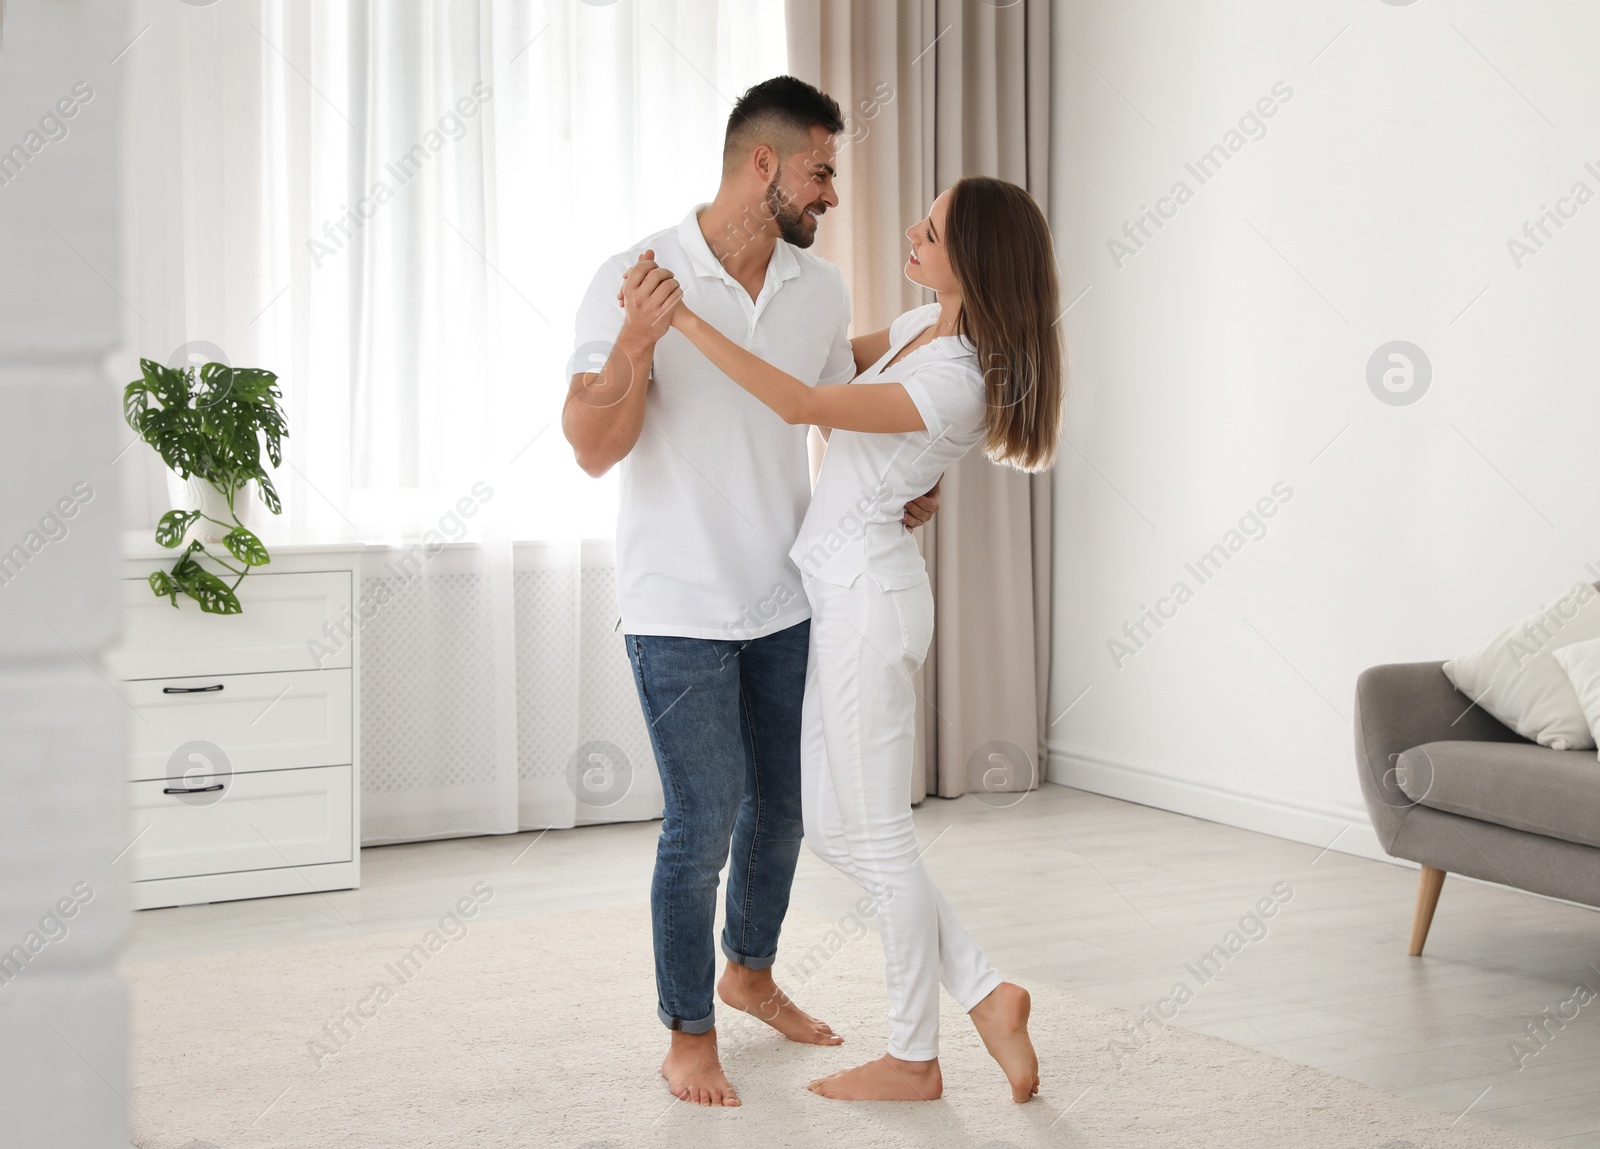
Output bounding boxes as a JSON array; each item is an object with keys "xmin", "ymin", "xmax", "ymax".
[{"xmin": 563, "ymin": 75, "xmax": 1061, "ymax": 1107}]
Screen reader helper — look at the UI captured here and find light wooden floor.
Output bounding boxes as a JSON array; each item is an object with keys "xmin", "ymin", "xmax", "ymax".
[{"xmin": 126, "ymin": 783, "xmax": 1600, "ymax": 1144}]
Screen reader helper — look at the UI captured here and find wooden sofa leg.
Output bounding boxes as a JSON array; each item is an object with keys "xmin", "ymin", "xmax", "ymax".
[{"xmin": 1409, "ymin": 866, "xmax": 1446, "ymax": 956}]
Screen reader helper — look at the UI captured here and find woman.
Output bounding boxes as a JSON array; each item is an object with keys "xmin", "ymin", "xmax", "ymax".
[{"xmin": 661, "ymin": 176, "xmax": 1061, "ymax": 1103}]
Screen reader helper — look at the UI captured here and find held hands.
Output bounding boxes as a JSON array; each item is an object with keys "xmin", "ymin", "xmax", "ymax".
[
  {"xmin": 616, "ymin": 250, "xmax": 684, "ymax": 344},
  {"xmin": 618, "ymin": 251, "xmax": 697, "ymax": 339}
]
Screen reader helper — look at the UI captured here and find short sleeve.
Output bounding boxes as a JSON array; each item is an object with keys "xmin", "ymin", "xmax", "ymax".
[
  {"xmin": 568, "ymin": 254, "xmax": 632, "ymax": 378},
  {"xmin": 899, "ymin": 360, "xmax": 985, "ymax": 442},
  {"xmin": 819, "ymin": 266, "xmax": 856, "ymax": 385}
]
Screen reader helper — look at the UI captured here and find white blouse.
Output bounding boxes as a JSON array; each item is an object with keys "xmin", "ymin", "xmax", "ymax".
[{"xmin": 789, "ymin": 303, "xmax": 987, "ymax": 591}]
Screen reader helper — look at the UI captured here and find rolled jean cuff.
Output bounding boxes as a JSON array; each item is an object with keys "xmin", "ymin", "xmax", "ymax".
[
  {"xmin": 720, "ymin": 934, "xmax": 777, "ymax": 972},
  {"xmin": 657, "ymin": 1004, "xmax": 716, "ymax": 1034}
]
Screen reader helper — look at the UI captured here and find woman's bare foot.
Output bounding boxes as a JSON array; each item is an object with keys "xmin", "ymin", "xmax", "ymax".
[
  {"xmin": 969, "ymin": 982, "xmax": 1039, "ymax": 1103},
  {"xmin": 717, "ymin": 961, "xmax": 843, "ymax": 1045},
  {"xmin": 808, "ymin": 1053, "xmax": 942, "ymax": 1101},
  {"xmin": 661, "ymin": 1029, "xmax": 740, "ymax": 1106}
]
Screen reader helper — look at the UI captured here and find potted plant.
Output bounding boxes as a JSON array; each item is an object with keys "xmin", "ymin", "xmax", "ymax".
[{"xmin": 123, "ymin": 358, "xmax": 288, "ymax": 614}]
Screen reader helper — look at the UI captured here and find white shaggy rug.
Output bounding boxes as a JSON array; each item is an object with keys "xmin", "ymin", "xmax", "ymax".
[{"xmin": 126, "ymin": 903, "xmax": 1555, "ymax": 1149}]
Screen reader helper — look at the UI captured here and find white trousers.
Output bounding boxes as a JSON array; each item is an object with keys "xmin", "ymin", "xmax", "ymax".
[{"xmin": 800, "ymin": 571, "xmax": 1002, "ymax": 1061}]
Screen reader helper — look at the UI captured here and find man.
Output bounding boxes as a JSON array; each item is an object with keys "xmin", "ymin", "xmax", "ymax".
[{"xmin": 562, "ymin": 76, "xmax": 938, "ymax": 1107}]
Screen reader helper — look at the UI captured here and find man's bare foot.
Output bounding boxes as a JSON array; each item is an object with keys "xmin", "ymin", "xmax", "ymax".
[
  {"xmin": 661, "ymin": 1029, "xmax": 740, "ymax": 1107},
  {"xmin": 808, "ymin": 1053, "xmax": 942, "ymax": 1101},
  {"xmin": 717, "ymin": 961, "xmax": 842, "ymax": 1046},
  {"xmin": 969, "ymin": 982, "xmax": 1039, "ymax": 1103}
]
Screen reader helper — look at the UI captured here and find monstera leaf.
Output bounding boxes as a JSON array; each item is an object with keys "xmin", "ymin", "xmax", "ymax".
[
  {"xmin": 167, "ymin": 549, "xmax": 243, "ymax": 615},
  {"xmin": 154, "ymin": 509, "xmax": 200, "ymax": 548},
  {"xmin": 223, "ymin": 526, "xmax": 270, "ymax": 567}
]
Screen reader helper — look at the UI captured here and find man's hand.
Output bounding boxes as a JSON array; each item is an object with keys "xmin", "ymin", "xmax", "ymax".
[
  {"xmin": 902, "ymin": 477, "xmax": 941, "ymax": 529},
  {"xmin": 618, "ymin": 249, "xmax": 683, "ymax": 348},
  {"xmin": 564, "ymin": 251, "xmax": 679, "ymax": 479}
]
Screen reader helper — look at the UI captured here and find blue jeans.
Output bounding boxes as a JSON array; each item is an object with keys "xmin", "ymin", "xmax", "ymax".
[{"xmin": 625, "ymin": 620, "xmax": 809, "ymax": 1033}]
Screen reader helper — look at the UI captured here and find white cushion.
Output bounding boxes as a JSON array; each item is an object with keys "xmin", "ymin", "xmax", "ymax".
[
  {"xmin": 1442, "ymin": 582, "xmax": 1600, "ymax": 751},
  {"xmin": 1553, "ymin": 635, "xmax": 1600, "ymax": 761}
]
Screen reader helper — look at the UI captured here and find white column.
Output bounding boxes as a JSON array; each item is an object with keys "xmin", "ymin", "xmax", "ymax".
[{"xmin": 0, "ymin": 2, "xmax": 131, "ymax": 1146}]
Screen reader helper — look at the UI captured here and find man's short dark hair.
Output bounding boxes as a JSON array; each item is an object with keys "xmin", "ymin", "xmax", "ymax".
[{"xmin": 723, "ymin": 75, "xmax": 844, "ymax": 177}]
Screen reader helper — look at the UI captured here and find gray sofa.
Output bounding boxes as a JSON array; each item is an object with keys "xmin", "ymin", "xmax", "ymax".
[{"xmin": 1354, "ymin": 661, "xmax": 1600, "ymax": 954}]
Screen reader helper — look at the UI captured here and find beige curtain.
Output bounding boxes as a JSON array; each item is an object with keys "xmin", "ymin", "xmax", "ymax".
[{"xmin": 787, "ymin": 0, "xmax": 1053, "ymax": 802}]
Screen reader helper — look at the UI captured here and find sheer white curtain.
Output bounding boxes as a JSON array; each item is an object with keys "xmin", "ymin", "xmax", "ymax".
[{"xmin": 117, "ymin": 0, "xmax": 787, "ymax": 842}]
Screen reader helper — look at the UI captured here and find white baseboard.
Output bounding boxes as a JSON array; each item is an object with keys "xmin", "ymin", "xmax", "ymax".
[
  {"xmin": 1046, "ymin": 742, "xmax": 1600, "ymax": 916},
  {"xmin": 1045, "ymin": 741, "xmax": 1394, "ymax": 864}
]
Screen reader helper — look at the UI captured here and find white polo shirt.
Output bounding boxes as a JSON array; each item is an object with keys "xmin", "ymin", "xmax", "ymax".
[
  {"xmin": 791, "ymin": 303, "xmax": 985, "ymax": 591},
  {"xmin": 572, "ymin": 205, "xmax": 855, "ymax": 639}
]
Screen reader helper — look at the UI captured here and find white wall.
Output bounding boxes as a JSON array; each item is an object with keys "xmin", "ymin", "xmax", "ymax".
[
  {"xmin": 1046, "ymin": 0, "xmax": 1600, "ymax": 859},
  {"xmin": 0, "ymin": 2, "xmax": 129, "ymax": 1144}
]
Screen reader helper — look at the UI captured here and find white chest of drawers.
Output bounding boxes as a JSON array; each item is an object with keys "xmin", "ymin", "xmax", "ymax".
[{"xmin": 112, "ymin": 538, "xmax": 365, "ymax": 910}]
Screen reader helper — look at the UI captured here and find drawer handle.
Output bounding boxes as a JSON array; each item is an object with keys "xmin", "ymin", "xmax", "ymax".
[
  {"xmin": 162, "ymin": 684, "xmax": 225, "ymax": 694},
  {"xmin": 163, "ymin": 783, "xmax": 225, "ymax": 795}
]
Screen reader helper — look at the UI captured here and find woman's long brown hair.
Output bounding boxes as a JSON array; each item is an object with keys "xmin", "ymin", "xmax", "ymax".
[{"xmin": 945, "ymin": 176, "xmax": 1063, "ymax": 472}]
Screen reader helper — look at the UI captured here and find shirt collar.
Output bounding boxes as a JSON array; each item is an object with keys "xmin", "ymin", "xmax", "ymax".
[
  {"xmin": 903, "ymin": 306, "xmax": 977, "ymax": 361},
  {"xmin": 677, "ymin": 203, "xmax": 803, "ymax": 291}
]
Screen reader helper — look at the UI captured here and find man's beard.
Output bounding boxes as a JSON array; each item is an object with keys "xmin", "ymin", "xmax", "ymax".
[{"xmin": 766, "ymin": 178, "xmax": 819, "ymax": 248}]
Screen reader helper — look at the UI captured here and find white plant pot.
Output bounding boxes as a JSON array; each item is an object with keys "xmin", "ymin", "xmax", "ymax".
[{"xmin": 165, "ymin": 472, "xmax": 255, "ymax": 543}]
